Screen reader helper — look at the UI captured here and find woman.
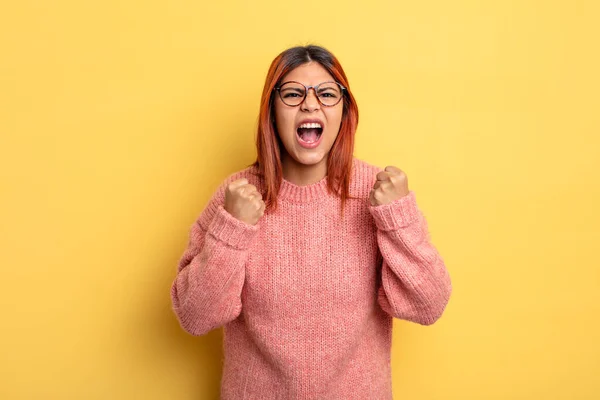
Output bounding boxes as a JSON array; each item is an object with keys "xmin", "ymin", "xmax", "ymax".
[{"xmin": 171, "ymin": 45, "xmax": 452, "ymax": 399}]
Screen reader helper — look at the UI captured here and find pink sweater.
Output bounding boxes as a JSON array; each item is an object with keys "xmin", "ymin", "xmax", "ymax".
[{"xmin": 171, "ymin": 157, "xmax": 452, "ymax": 399}]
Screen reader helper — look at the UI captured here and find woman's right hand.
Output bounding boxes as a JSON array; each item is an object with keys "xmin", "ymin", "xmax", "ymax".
[{"xmin": 224, "ymin": 178, "xmax": 265, "ymax": 226}]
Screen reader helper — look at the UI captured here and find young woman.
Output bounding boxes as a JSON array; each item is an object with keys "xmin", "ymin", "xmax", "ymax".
[{"xmin": 171, "ymin": 45, "xmax": 452, "ymax": 399}]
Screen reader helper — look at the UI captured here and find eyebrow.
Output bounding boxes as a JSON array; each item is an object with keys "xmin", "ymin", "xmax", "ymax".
[
  {"xmin": 317, "ymin": 86, "xmax": 336, "ymax": 93},
  {"xmin": 280, "ymin": 87, "xmax": 304, "ymax": 93},
  {"xmin": 281, "ymin": 81, "xmax": 335, "ymax": 87}
]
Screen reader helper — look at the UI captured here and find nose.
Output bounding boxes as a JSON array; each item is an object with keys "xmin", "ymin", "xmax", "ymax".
[{"xmin": 300, "ymin": 88, "xmax": 320, "ymax": 112}]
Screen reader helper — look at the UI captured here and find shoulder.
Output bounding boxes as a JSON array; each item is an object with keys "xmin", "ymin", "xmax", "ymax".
[{"xmin": 349, "ymin": 157, "xmax": 382, "ymax": 199}]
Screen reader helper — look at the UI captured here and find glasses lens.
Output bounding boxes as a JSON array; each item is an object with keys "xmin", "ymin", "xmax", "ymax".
[
  {"xmin": 316, "ymin": 82, "xmax": 343, "ymax": 106},
  {"xmin": 279, "ymin": 82, "xmax": 305, "ymax": 106}
]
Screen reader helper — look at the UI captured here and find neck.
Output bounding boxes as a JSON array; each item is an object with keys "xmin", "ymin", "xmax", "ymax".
[{"xmin": 281, "ymin": 154, "xmax": 328, "ymax": 186}]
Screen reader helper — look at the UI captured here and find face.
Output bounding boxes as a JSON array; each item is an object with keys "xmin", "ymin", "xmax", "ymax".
[{"xmin": 274, "ymin": 62, "xmax": 344, "ymax": 173}]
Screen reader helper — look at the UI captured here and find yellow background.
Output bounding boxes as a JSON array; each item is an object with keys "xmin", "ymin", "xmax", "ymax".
[{"xmin": 1, "ymin": 0, "xmax": 599, "ymax": 399}]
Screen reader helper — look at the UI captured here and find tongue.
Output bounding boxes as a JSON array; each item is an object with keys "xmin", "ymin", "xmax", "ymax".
[{"xmin": 299, "ymin": 128, "xmax": 320, "ymax": 143}]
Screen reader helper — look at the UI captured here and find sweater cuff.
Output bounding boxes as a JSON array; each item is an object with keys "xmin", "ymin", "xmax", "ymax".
[
  {"xmin": 206, "ymin": 205, "xmax": 259, "ymax": 249},
  {"xmin": 368, "ymin": 190, "xmax": 420, "ymax": 231}
]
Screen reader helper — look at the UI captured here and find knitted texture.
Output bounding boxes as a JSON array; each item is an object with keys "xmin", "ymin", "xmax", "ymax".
[{"xmin": 171, "ymin": 157, "xmax": 452, "ymax": 399}]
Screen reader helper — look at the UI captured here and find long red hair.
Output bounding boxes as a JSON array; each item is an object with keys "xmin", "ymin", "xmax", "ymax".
[{"xmin": 250, "ymin": 45, "xmax": 359, "ymax": 215}]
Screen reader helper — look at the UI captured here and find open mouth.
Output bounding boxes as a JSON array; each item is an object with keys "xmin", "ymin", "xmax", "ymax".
[{"xmin": 296, "ymin": 122, "xmax": 323, "ymax": 144}]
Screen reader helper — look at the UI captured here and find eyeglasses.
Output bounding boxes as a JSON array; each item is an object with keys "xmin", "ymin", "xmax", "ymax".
[{"xmin": 274, "ymin": 81, "xmax": 346, "ymax": 107}]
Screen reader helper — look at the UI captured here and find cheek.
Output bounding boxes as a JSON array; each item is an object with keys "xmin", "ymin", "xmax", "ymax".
[
  {"xmin": 274, "ymin": 104, "xmax": 296, "ymax": 134},
  {"xmin": 327, "ymin": 108, "xmax": 344, "ymax": 132}
]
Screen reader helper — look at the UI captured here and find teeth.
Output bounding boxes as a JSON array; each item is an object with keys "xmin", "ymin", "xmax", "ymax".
[{"xmin": 298, "ymin": 122, "xmax": 322, "ymax": 129}]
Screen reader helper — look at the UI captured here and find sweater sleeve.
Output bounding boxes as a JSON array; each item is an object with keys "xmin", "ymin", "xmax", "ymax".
[
  {"xmin": 171, "ymin": 182, "xmax": 260, "ymax": 336},
  {"xmin": 368, "ymin": 190, "xmax": 452, "ymax": 325}
]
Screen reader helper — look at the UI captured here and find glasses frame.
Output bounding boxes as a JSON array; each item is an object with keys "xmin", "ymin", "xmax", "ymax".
[{"xmin": 274, "ymin": 80, "xmax": 347, "ymax": 107}]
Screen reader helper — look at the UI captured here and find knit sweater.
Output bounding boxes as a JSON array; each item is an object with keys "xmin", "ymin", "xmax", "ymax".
[{"xmin": 171, "ymin": 157, "xmax": 452, "ymax": 400}]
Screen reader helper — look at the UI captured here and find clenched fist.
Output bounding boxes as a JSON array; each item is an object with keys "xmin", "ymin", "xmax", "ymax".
[
  {"xmin": 369, "ymin": 166, "xmax": 410, "ymax": 206},
  {"xmin": 224, "ymin": 178, "xmax": 265, "ymax": 225}
]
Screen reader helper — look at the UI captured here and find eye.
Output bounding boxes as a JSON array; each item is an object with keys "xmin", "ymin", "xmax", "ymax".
[
  {"xmin": 280, "ymin": 88, "xmax": 304, "ymax": 98},
  {"xmin": 319, "ymin": 91, "xmax": 338, "ymax": 98}
]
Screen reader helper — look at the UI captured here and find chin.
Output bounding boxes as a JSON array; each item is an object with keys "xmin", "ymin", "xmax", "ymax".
[{"xmin": 293, "ymin": 152, "xmax": 328, "ymax": 166}]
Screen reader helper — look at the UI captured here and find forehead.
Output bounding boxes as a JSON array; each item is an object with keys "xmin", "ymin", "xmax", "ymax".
[{"xmin": 281, "ymin": 62, "xmax": 335, "ymax": 85}]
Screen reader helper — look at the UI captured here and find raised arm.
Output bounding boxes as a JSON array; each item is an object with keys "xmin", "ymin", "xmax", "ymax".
[
  {"xmin": 369, "ymin": 191, "xmax": 452, "ymax": 325},
  {"xmin": 171, "ymin": 179, "xmax": 261, "ymax": 335}
]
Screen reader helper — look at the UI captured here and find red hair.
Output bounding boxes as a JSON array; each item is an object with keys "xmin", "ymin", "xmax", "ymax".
[{"xmin": 250, "ymin": 45, "xmax": 359, "ymax": 215}]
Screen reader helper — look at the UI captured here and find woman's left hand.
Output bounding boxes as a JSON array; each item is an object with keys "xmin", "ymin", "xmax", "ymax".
[{"xmin": 369, "ymin": 166, "xmax": 410, "ymax": 206}]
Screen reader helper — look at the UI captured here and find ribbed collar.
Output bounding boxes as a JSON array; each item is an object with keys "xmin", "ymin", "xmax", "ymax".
[{"xmin": 277, "ymin": 175, "xmax": 330, "ymax": 203}]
